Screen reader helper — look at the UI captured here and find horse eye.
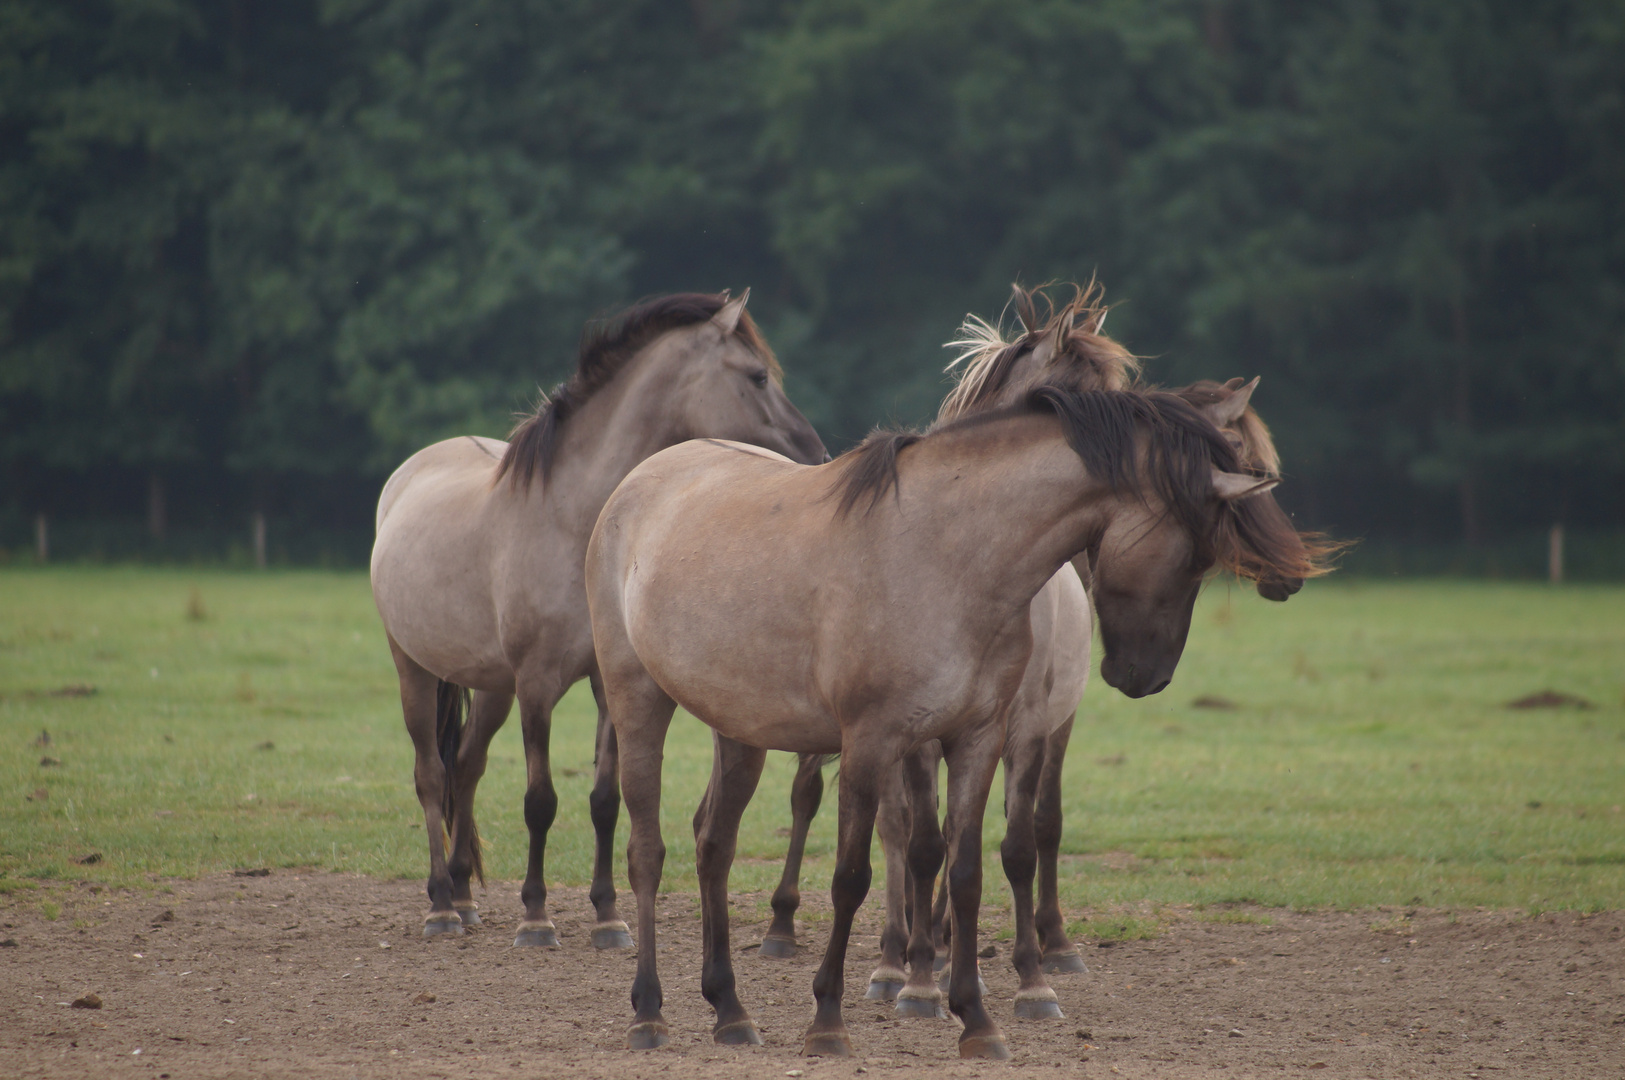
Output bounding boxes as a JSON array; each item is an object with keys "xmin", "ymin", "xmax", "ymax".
[{"xmin": 749, "ymin": 370, "xmax": 769, "ymax": 388}]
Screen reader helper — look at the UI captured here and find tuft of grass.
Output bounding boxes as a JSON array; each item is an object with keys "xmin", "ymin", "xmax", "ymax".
[
  {"xmin": 2, "ymin": 569, "xmax": 1624, "ymax": 915},
  {"xmin": 1067, "ymin": 913, "xmax": 1166, "ymax": 943},
  {"xmin": 40, "ymin": 900, "xmax": 60, "ymax": 921},
  {"xmin": 1196, "ymin": 907, "xmax": 1274, "ymax": 926}
]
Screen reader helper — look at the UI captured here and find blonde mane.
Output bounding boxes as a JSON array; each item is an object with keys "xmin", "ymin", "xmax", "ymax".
[{"xmin": 939, "ymin": 282, "xmax": 1141, "ymax": 422}]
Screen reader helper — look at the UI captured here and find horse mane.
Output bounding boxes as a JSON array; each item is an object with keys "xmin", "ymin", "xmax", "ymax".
[
  {"xmin": 495, "ymin": 292, "xmax": 779, "ymax": 490},
  {"xmin": 938, "ymin": 281, "xmax": 1141, "ymax": 422},
  {"xmin": 828, "ymin": 384, "xmax": 1335, "ymax": 583},
  {"xmin": 1170, "ymin": 379, "xmax": 1281, "ymax": 478}
]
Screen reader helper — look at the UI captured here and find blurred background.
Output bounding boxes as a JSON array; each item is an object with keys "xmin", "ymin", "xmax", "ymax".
[{"xmin": 2, "ymin": 0, "xmax": 1621, "ymax": 574}]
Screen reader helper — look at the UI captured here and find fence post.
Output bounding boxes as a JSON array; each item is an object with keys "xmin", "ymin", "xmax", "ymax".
[
  {"xmin": 34, "ymin": 512, "xmax": 48, "ymax": 563},
  {"xmin": 1548, "ymin": 523, "xmax": 1564, "ymax": 585},
  {"xmin": 252, "ymin": 511, "xmax": 267, "ymax": 569}
]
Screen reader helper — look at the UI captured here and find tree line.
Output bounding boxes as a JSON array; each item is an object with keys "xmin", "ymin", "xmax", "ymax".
[{"xmin": 3, "ymin": 0, "xmax": 1622, "ymax": 560}]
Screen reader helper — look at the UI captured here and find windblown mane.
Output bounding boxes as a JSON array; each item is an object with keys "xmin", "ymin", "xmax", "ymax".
[
  {"xmin": 828, "ymin": 385, "xmax": 1334, "ymax": 584},
  {"xmin": 1172, "ymin": 379, "xmax": 1282, "ymax": 477},
  {"xmin": 939, "ymin": 282, "xmax": 1141, "ymax": 422},
  {"xmin": 495, "ymin": 292, "xmax": 779, "ymax": 489}
]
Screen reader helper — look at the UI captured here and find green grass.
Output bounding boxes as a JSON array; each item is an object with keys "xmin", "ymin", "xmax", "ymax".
[{"xmin": 2, "ymin": 568, "xmax": 1622, "ymax": 918}]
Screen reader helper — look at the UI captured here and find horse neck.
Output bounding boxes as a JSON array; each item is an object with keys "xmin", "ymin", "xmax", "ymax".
[
  {"xmin": 532, "ymin": 356, "xmax": 691, "ymax": 528},
  {"xmin": 891, "ymin": 413, "xmax": 1118, "ymax": 618}
]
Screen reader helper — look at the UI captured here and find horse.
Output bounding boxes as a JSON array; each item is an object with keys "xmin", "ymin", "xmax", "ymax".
[
  {"xmin": 586, "ymin": 373, "xmax": 1326, "ymax": 1058},
  {"xmin": 370, "ymin": 290, "xmax": 826, "ymax": 942}
]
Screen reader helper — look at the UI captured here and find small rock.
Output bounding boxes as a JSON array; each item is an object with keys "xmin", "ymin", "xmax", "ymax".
[
  {"xmin": 1, "ymin": 938, "xmax": 18, "ymax": 947},
  {"xmin": 75, "ymin": 852, "xmax": 101, "ymax": 865},
  {"xmin": 71, "ymin": 994, "xmax": 102, "ymax": 1009},
  {"xmin": 1227, "ymin": 1028, "xmax": 1243, "ymax": 1037},
  {"xmin": 39, "ymin": 756, "xmax": 61, "ymax": 767},
  {"xmin": 153, "ymin": 911, "xmax": 174, "ymax": 924},
  {"xmin": 1506, "ymin": 690, "xmax": 1594, "ymax": 710},
  {"xmin": 27, "ymin": 787, "xmax": 47, "ymax": 802},
  {"xmin": 255, "ymin": 741, "xmax": 275, "ymax": 751},
  {"xmin": 413, "ymin": 992, "xmax": 437, "ymax": 1004},
  {"xmin": 1191, "ymin": 695, "xmax": 1238, "ymax": 710},
  {"xmin": 978, "ymin": 944, "xmax": 997, "ymax": 958},
  {"xmin": 233, "ymin": 868, "xmax": 271, "ymax": 878}
]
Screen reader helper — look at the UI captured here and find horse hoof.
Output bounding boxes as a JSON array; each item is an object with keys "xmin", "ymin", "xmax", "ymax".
[
  {"xmin": 513, "ymin": 921, "xmax": 559, "ymax": 948},
  {"xmin": 627, "ymin": 1020, "xmax": 670, "ymax": 1050},
  {"xmin": 894, "ymin": 988, "xmax": 944, "ymax": 1019},
  {"xmin": 802, "ymin": 1031, "xmax": 854, "ymax": 1057},
  {"xmin": 454, "ymin": 903, "xmax": 480, "ymax": 927},
  {"xmin": 758, "ymin": 934, "xmax": 797, "ymax": 959},
  {"xmin": 959, "ymin": 1033, "xmax": 1012, "ymax": 1061},
  {"xmin": 1041, "ymin": 950, "xmax": 1088, "ymax": 975},
  {"xmin": 865, "ymin": 976, "xmax": 905, "ymax": 1001},
  {"xmin": 591, "ymin": 921, "xmax": 634, "ymax": 950},
  {"xmin": 423, "ymin": 913, "xmax": 463, "ymax": 938},
  {"xmin": 714, "ymin": 1019, "xmax": 763, "ymax": 1046},
  {"xmin": 1013, "ymin": 989, "xmax": 1064, "ymax": 1020}
]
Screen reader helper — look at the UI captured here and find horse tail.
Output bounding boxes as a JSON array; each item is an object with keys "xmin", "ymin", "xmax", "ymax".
[{"xmin": 435, "ymin": 680, "xmax": 484, "ymax": 886}]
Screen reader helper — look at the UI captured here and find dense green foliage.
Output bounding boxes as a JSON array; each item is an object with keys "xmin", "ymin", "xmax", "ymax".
[
  {"xmin": 3, "ymin": 569, "xmax": 1622, "ymax": 913},
  {"xmin": 3, "ymin": 1, "xmax": 1623, "ymax": 552}
]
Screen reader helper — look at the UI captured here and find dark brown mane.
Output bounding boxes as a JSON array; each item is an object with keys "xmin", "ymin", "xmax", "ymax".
[
  {"xmin": 495, "ymin": 292, "xmax": 779, "ymax": 490},
  {"xmin": 827, "ymin": 384, "xmax": 1336, "ymax": 584}
]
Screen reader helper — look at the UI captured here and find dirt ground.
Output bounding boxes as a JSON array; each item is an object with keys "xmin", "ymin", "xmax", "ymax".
[{"xmin": 2, "ymin": 873, "xmax": 1620, "ymax": 1080}]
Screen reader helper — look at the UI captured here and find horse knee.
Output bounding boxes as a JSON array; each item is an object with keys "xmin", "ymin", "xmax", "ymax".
[{"xmin": 588, "ymin": 781, "xmax": 619, "ymax": 832}]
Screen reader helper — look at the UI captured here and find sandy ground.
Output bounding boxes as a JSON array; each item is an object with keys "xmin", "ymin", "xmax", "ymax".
[{"xmin": 2, "ymin": 872, "xmax": 1621, "ymax": 1079}]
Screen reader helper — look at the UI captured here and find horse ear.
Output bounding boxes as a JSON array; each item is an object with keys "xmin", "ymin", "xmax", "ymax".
[
  {"xmin": 1212, "ymin": 468, "xmax": 1278, "ymax": 502},
  {"xmin": 1203, "ymin": 376, "xmax": 1260, "ymax": 427},
  {"xmin": 1030, "ymin": 307, "xmax": 1074, "ymax": 366},
  {"xmin": 1082, "ymin": 305, "xmax": 1107, "ymax": 335},
  {"xmin": 712, "ymin": 288, "xmax": 750, "ymax": 335}
]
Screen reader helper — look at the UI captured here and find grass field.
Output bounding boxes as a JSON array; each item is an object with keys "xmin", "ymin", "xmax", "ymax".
[{"xmin": 2, "ymin": 568, "xmax": 1622, "ymax": 928}]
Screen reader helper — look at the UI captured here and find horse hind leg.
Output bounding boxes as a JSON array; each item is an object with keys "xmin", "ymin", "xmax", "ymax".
[
  {"xmin": 866, "ymin": 766, "xmax": 910, "ymax": 1002},
  {"xmin": 1035, "ymin": 718, "xmax": 1087, "ymax": 974},
  {"xmin": 1001, "ymin": 737, "xmax": 1064, "ymax": 1020},
  {"xmin": 762, "ymin": 752, "xmax": 825, "ymax": 958},
  {"xmin": 447, "ymin": 688, "xmax": 513, "ymax": 928},
  {"xmin": 389, "ymin": 637, "xmax": 459, "ymax": 938},
  {"xmin": 941, "ymin": 728, "xmax": 1011, "ymax": 1060},
  {"xmin": 587, "ymin": 673, "xmax": 633, "ymax": 949},
  {"xmin": 894, "ymin": 749, "xmax": 949, "ymax": 1019},
  {"xmin": 694, "ymin": 733, "xmax": 769, "ymax": 1045}
]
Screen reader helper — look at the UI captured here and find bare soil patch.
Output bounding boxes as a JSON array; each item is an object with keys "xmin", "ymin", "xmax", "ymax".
[{"xmin": 2, "ymin": 873, "xmax": 1621, "ymax": 1079}]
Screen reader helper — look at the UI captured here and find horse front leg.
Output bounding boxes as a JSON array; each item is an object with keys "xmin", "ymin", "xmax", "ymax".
[
  {"xmin": 762, "ymin": 752, "xmax": 825, "ymax": 957},
  {"xmin": 895, "ymin": 748, "xmax": 948, "ymax": 1018},
  {"xmin": 695, "ymin": 733, "xmax": 769, "ymax": 1045},
  {"xmin": 444, "ymin": 688, "xmax": 512, "ymax": 927},
  {"xmin": 1035, "ymin": 716, "xmax": 1087, "ymax": 973},
  {"xmin": 803, "ymin": 743, "xmax": 885, "ymax": 1058},
  {"xmin": 866, "ymin": 762, "xmax": 911, "ymax": 1001},
  {"xmin": 514, "ymin": 676, "xmax": 566, "ymax": 948},
  {"xmin": 389, "ymin": 637, "xmax": 460, "ymax": 937},
  {"xmin": 942, "ymin": 727, "xmax": 1011, "ymax": 1060},
  {"xmin": 1001, "ymin": 733, "xmax": 1064, "ymax": 1019},
  {"xmin": 587, "ymin": 672, "xmax": 633, "ymax": 949}
]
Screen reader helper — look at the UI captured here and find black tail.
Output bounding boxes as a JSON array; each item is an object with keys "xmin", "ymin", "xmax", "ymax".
[{"xmin": 435, "ymin": 680, "xmax": 484, "ymax": 885}]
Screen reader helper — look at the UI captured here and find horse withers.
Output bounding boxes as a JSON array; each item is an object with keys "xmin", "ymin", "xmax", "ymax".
[
  {"xmin": 586, "ymin": 376, "xmax": 1321, "ymax": 1059},
  {"xmin": 370, "ymin": 290, "xmax": 826, "ymax": 942}
]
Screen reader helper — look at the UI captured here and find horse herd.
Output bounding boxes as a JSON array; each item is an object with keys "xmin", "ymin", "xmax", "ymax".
[{"xmin": 369, "ymin": 283, "xmax": 1331, "ymax": 1060}]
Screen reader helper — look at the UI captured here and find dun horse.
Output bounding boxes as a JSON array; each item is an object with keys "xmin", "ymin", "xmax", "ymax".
[
  {"xmin": 371, "ymin": 291, "xmax": 825, "ymax": 941},
  {"xmin": 587, "ymin": 371, "xmax": 1324, "ymax": 1058}
]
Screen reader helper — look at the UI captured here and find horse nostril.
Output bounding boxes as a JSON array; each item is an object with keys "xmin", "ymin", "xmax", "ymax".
[
  {"xmin": 1149, "ymin": 678, "xmax": 1171, "ymax": 695},
  {"xmin": 821, "ymin": 452, "xmax": 832, "ymax": 464}
]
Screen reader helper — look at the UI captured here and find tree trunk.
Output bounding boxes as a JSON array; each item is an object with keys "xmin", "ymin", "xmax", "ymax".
[{"xmin": 35, "ymin": 512, "xmax": 48, "ymax": 563}]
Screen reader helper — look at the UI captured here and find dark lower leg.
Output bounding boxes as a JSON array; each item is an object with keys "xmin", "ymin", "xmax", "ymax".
[
  {"xmin": 867, "ymin": 773, "xmax": 910, "ymax": 999},
  {"xmin": 1035, "ymin": 718, "xmax": 1084, "ymax": 972},
  {"xmin": 391, "ymin": 640, "xmax": 459, "ymax": 935},
  {"xmin": 764, "ymin": 753, "xmax": 824, "ymax": 955},
  {"xmin": 448, "ymin": 689, "xmax": 511, "ymax": 920},
  {"xmin": 804, "ymin": 754, "xmax": 882, "ymax": 1057},
  {"xmin": 943, "ymin": 736, "xmax": 1009, "ymax": 1059},
  {"xmin": 515, "ymin": 694, "xmax": 560, "ymax": 947},
  {"xmin": 621, "ymin": 703, "xmax": 675, "ymax": 1048},
  {"xmin": 1002, "ymin": 742, "xmax": 1062, "ymax": 1018},
  {"xmin": 897, "ymin": 749, "xmax": 947, "ymax": 1017},
  {"xmin": 695, "ymin": 734, "xmax": 767, "ymax": 1044},
  {"xmin": 587, "ymin": 681, "xmax": 632, "ymax": 947}
]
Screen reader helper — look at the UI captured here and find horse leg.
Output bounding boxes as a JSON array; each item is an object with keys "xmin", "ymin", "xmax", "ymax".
[
  {"xmin": 865, "ymin": 766, "xmax": 910, "ymax": 1001},
  {"xmin": 802, "ymin": 745, "xmax": 885, "ymax": 1058},
  {"xmin": 388, "ymin": 636, "xmax": 460, "ymax": 937},
  {"xmin": 694, "ymin": 733, "xmax": 768, "ymax": 1045},
  {"xmin": 895, "ymin": 748, "xmax": 949, "ymax": 1018},
  {"xmin": 942, "ymin": 728, "xmax": 1011, "ymax": 1060},
  {"xmin": 513, "ymin": 675, "xmax": 567, "ymax": 948},
  {"xmin": 1035, "ymin": 716, "xmax": 1087, "ymax": 974},
  {"xmin": 447, "ymin": 688, "xmax": 513, "ymax": 927},
  {"xmin": 614, "ymin": 677, "xmax": 678, "ymax": 1049},
  {"xmin": 762, "ymin": 752, "xmax": 825, "ymax": 958},
  {"xmin": 586, "ymin": 671, "xmax": 633, "ymax": 949},
  {"xmin": 1001, "ymin": 734, "xmax": 1064, "ymax": 1019}
]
